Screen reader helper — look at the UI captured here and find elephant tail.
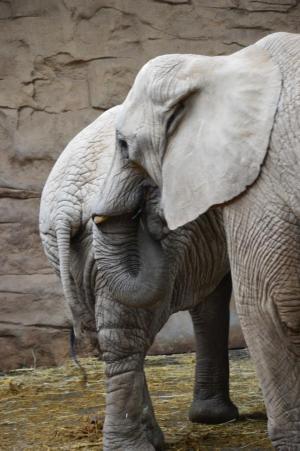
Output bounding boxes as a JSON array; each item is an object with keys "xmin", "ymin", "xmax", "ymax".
[
  {"xmin": 56, "ymin": 223, "xmax": 82, "ymax": 338},
  {"xmin": 70, "ymin": 327, "xmax": 87, "ymax": 385}
]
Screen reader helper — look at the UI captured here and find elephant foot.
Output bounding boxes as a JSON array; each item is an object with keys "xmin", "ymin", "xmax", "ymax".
[
  {"xmin": 144, "ymin": 422, "xmax": 165, "ymax": 450},
  {"xmin": 275, "ymin": 447, "xmax": 300, "ymax": 451},
  {"xmin": 123, "ymin": 442, "xmax": 155, "ymax": 451},
  {"xmin": 142, "ymin": 407, "xmax": 166, "ymax": 450},
  {"xmin": 103, "ymin": 421, "xmax": 161, "ymax": 451},
  {"xmin": 189, "ymin": 397, "xmax": 239, "ymax": 424},
  {"xmin": 270, "ymin": 422, "xmax": 300, "ymax": 451},
  {"xmin": 103, "ymin": 436, "xmax": 155, "ymax": 451}
]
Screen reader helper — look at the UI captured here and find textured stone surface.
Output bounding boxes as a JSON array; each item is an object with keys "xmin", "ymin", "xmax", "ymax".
[{"xmin": 1, "ymin": 0, "xmax": 299, "ymax": 370}]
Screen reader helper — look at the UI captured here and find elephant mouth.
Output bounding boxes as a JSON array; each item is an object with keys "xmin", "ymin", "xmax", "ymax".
[
  {"xmin": 91, "ymin": 177, "xmax": 146, "ymax": 227},
  {"xmin": 93, "ymin": 206, "xmax": 169, "ymax": 243},
  {"xmin": 92, "ymin": 210, "xmax": 143, "ymax": 243},
  {"xmin": 92, "ymin": 207, "xmax": 143, "ymax": 228}
]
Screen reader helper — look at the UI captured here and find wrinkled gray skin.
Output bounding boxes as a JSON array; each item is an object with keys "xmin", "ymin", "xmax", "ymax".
[
  {"xmin": 112, "ymin": 33, "xmax": 300, "ymax": 450},
  {"xmin": 40, "ymin": 107, "xmax": 238, "ymax": 451}
]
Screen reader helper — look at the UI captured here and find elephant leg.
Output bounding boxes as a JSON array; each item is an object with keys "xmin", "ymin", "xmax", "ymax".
[
  {"xmin": 142, "ymin": 375, "xmax": 165, "ymax": 450},
  {"xmin": 96, "ymin": 296, "xmax": 164, "ymax": 451},
  {"xmin": 224, "ymin": 199, "xmax": 300, "ymax": 450},
  {"xmin": 188, "ymin": 273, "xmax": 239, "ymax": 424}
]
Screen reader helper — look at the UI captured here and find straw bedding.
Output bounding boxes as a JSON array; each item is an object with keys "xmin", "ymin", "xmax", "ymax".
[{"xmin": 0, "ymin": 349, "xmax": 272, "ymax": 450}]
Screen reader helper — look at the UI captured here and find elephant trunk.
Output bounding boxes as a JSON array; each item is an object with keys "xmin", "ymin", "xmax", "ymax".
[{"xmin": 93, "ymin": 214, "xmax": 168, "ymax": 308}]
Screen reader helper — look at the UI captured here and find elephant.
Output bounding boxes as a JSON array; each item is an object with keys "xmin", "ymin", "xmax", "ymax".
[
  {"xmin": 98, "ymin": 32, "xmax": 300, "ymax": 449},
  {"xmin": 39, "ymin": 106, "xmax": 239, "ymax": 450}
]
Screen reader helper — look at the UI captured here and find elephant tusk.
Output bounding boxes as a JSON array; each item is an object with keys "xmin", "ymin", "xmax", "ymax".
[{"xmin": 93, "ymin": 215, "xmax": 109, "ymax": 225}]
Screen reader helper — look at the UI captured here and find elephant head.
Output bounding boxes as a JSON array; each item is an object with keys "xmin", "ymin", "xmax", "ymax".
[
  {"xmin": 113, "ymin": 36, "xmax": 282, "ymax": 230},
  {"xmin": 92, "ymin": 128, "xmax": 170, "ymax": 309}
]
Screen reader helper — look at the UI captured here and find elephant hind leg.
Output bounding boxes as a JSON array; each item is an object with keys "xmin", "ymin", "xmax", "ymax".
[
  {"xmin": 224, "ymin": 200, "xmax": 300, "ymax": 449},
  {"xmin": 189, "ymin": 273, "xmax": 239, "ymax": 424}
]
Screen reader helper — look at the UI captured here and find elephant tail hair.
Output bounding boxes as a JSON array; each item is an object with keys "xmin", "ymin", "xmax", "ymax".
[{"xmin": 69, "ymin": 327, "xmax": 87, "ymax": 385}]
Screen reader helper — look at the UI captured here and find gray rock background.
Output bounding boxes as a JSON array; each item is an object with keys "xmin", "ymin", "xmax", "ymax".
[{"xmin": 1, "ymin": 0, "xmax": 299, "ymax": 370}]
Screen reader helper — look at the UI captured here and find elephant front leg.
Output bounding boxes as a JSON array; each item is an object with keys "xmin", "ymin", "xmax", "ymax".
[
  {"xmin": 104, "ymin": 365, "xmax": 154, "ymax": 450},
  {"xmin": 189, "ymin": 273, "xmax": 239, "ymax": 424},
  {"xmin": 142, "ymin": 376, "xmax": 165, "ymax": 450},
  {"xmin": 103, "ymin": 358, "xmax": 165, "ymax": 450},
  {"xmin": 98, "ymin": 319, "xmax": 164, "ymax": 450}
]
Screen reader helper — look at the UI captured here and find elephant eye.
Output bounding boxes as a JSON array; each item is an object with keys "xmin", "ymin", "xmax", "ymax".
[
  {"xmin": 166, "ymin": 102, "xmax": 185, "ymax": 135},
  {"xmin": 119, "ymin": 138, "xmax": 129, "ymax": 160}
]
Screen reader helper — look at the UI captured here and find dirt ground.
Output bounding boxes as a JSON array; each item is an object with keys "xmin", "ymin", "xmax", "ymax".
[{"xmin": 0, "ymin": 350, "xmax": 272, "ymax": 450}]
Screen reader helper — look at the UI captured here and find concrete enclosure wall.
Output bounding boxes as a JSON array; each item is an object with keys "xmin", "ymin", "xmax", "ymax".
[{"xmin": 1, "ymin": 0, "xmax": 299, "ymax": 370}]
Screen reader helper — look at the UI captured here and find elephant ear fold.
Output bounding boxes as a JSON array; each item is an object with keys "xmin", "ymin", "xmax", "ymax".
[{"xmin": 161, "ymin": 45, "xmax": 282, "ymax": 230}]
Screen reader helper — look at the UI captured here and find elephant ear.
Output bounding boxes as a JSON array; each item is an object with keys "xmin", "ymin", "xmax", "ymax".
[{"xmin": 161, "ymin": 45, "xmax": 282, "ymax": 230}]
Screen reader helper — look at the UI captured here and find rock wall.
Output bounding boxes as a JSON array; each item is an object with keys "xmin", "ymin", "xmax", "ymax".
[{"xmin": 1, "ymin": 0, "xmax": 299, "ymax": 370}]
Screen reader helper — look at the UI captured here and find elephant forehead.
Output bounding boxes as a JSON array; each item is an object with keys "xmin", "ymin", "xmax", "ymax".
[
  {"xmin": 116, "ymin": 103, "xmax": 140, "ymax": 138},
  {"xmin": 132, "ymin": 55, "xmax": 185, "ymax": 103},
  {"xmin": 132, "ymin": 54, "xmax": 214, "ymax": 106},
  {"xmin": 117, "ymin": 99, "xmax": 153, "ymax": 140}
]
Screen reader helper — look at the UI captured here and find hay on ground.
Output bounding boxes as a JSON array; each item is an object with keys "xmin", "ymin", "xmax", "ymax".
[{"xmin": 0, "ymin": 350, "xmax": 272, "ymax": 450}]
